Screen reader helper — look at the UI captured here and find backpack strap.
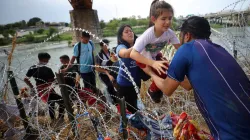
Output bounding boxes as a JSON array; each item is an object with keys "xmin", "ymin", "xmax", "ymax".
[
  {"xmin": 76, "ymin": 41, "xmax": 95, "ymax": 72},
  {"xmin": 89, "ymin": 40, "xmax": 94, "ymax": 49},
  {"xmin": 89, "ymin": 40, "xmax": 95, "ymax": 66},
  {"xmin": 76, "ymin": 42, "xmax": 81, "ymax": 64},
  {"xmin": 101, "ymin": 50, "xmax": 110, "ymax": 60},
  {"xmin": 98, "ymin": 51, "xmax": 104, "ymax": 65}
]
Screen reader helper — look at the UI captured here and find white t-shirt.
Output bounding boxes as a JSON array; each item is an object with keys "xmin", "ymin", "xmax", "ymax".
[{"xmin": 133, "ymin": 26, "xmax": 180, "ymax": 59}]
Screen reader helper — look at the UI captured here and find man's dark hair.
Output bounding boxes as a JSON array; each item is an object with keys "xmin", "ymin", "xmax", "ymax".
[
  {"xmin": 82, "ymin": 31, "xmax": 90, "ymax": 38},
  {"xmin": 59, "ymin": 55, "xmax": 70, "ymax": 61},
  {"xmin": 38, "ymin": 52, "xmax": 51, "ymax": 60},
  {"xmin": 117, "ymin": 24, "xmax": 137, "ymax": 48},
  {"xmin": 180, "ymin": 16, "xmax": 211, "ymax": 39},
  {"xmin": 100, "ymin": 39, "xmax": 110, "ymax": 47}
]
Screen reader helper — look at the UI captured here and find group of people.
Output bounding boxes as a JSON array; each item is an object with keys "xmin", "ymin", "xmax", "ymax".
[{"xmin": 24, "ymin": 0, "xmax": 250, "ymax": 139}]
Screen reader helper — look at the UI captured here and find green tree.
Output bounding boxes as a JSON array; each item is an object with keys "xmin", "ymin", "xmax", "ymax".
[
  {"xmin": 20, "ymin": 20, "xmax": 26, "ymax": 28},
  {"xmin": 26, "ymin": 32, "xmax": 35, "ymax": 42},
  {"xmin": 8, "ymin": 29, "xmax": 16, "ymax": 36},
  {"xmin": 128, "ymin": 17, "xmax": 137, "ymax": 26},
  {"xmin": 137, "ymin": 18, "xmax": 149, "ymax": 26},
  {"xmin": 68, "ymin": 40, "xmax": 72, "ymax": 46},
  {"xmin": 131, "ymin": 15, "xmax": 136, "ymax": 19},
  {"xmin": 13, "ymin": 22, "xmax": 21, "ymax": 28},
  {"xmin": 121, "ymin": 17, "xmax": 128, "ymax": 21},
  {"xmin": 27, "ymin": 17, "xmax": 42, "ymax": 26},
  {"xmin": 47, "ymin": 27, "xmax": 58, "ymax": 37},
  {"xmin": 37, "ymin": 28, "xmax": 45, "ymax": 34},
  {"xmin": 0, "ymin": 25, "xmax": 4, "ymax": 34},
  {"xmin": 65, "ymin": 23, "xmax": 69, "ymax": 27},
  {"xmin": 171, "ymin": 21, "xmax": 178, "ymax": 30},
  {"xmin": 105, "ymin": 18, "xmax": 119, "ymax": 30},
  {"xmin": 2, "ymin": 30, "xmax": 9, "ymax": 38},
  {"xmin": 100, "ymin": 20, "xmax": 106, "ymax": 29},
  {"xmin": 4, "ymin": 24, "xmax": 13, "ymax": 30}
]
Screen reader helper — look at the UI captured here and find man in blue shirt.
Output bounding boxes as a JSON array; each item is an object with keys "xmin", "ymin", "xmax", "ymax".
[
  {"xmin": 143, "ymin": 16, "xmax": 250, "ymax": 139},
  {"xmin": 62, "ymin": 31, "xmax": 96, "ymax": 92}
]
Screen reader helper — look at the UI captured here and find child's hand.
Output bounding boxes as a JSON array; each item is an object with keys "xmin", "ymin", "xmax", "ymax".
[
  {"xmin": 142, "ymin": 65, "xmax": 153, "ymax": 76},
  {"xmin": 161, "ymin": 57, "xmax": 168, "ymax": 61},
  {"xmin": 152, "ymin": 61, "xmax": 169, "ymax": 75}
]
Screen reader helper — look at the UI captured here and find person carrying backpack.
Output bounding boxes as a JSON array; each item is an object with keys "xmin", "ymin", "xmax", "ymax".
[
  {"xmin": 95, "ymin": 39, "xmax": 118, "ymax": 103},
  {"xmin": 61, "ymin": 31, "xmax": 96, "ymax": 92}
]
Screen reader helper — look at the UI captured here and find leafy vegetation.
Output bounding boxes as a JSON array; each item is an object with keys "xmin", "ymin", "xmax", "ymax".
[
  {"xmin": 101, "ymin": 16, "xmax": 179, "ymax": 37},
  {"xmin": 0, "ymin": 16, "xmax": 180, "ymax": 46},
  {"xmin": 210, "ymin": 24, "xmax": 223, "ymax": 28}
]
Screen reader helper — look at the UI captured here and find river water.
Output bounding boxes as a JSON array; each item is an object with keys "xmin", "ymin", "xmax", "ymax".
[{"xmin": 0, "ymin": 27, "xmax": 249, "ymax": 97}]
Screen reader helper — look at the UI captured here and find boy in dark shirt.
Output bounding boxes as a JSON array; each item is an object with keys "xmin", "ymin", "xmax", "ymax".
[
  {"xmin": 24, "ymin": 52, "xmax": 65, "ymax": 123},
  {"xmin": 59, "ymin": 55, "xmax": 79, "ymax": 99},
  {"xmin": 59, "ymin": 55, "xmax": 79, "ymax": 88}
]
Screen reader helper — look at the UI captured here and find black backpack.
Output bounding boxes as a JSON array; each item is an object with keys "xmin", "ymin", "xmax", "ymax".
[
  {"xmin": 98, "ymin": 50, "xmax": 113, "ymax": 66},
  {"xmin": 76, "ymin": 41, "xmax": 95, "ymax": 72}
]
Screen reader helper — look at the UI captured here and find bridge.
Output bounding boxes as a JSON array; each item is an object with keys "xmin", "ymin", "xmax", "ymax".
[
  {"xmin": 68, "ymin": 0, "xmax": 93, "ymax": 9},
  {"xmin": 68, "ymin": 0, "xmax": 102, "ymax": 43},
  {"xmin": 178, "ymin": 9, "xmax": 250, "ymax": 26},
  {"xmin": 204, "ymin": 9, "xmax": 250, "ymax": 26}
]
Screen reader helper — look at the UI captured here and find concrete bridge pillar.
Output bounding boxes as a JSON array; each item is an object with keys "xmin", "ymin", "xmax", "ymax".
[
  {"xmin": 70, "ymin": 9, "xmax": 102, "ymax": 44},
  {"xmin": 232, "ymin": 14, "xmax": 236, "ymax": 26}
]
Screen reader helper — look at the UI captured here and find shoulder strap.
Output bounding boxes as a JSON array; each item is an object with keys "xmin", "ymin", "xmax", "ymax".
[
  {"xmin": 98, "ymin": 49, "xmax": 109, "ymax": 62},
  {"xmin": 76, "ymin": 42, "xmax": 81, "ymax": 64},
  {"xmin": 98, "ymin": 51, "xmax": 104, "ymax": 64},
  {"xmin": 101, "ymin": 50, "xmax": 109, "ymax": 60},
  {"xmin": 89, "ymin": 40, "xmax": 95, "ymax": 65},
  {"xmin": 89, "ymin": 40, "xmax": 94, "ymax": 49}
]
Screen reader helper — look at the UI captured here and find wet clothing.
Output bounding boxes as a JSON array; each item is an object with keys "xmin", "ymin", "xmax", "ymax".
[
  {"xmin": 26, "ymin": 64, "xmax": 55, "ymax": 86},
  {"xmin": 60, "ymin": 64, "xmax": 78, "ymax": 87},
  {"xmin": 167, "ymin": 39, "xmax": 250, "ymax": 140},
  {"xmin": 47, "ymin": 90, "xmax": 65, "ymax": 119},
  {"xmin": 26, "ymin": 64, "xmax": 65, "ymax": 119},
  {"xmin": 81, "ymin": 71, "xmax": 96, "ymax": 91}
]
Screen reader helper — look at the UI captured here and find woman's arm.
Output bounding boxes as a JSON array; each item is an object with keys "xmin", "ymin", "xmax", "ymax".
[
  {"xmin": 118, "ymin": 47, "xmax": 133, "ymax": 58},
  {"xmin": 130, "ymin": 49, "xmax": 155, "ymax": 66},
  {"xmin": 143, "ymin": 66, "xmax": 192, "ymax": 96},
  {"xmin": 130, "ymin": 49, "xmax": 168, "ymax": 74}
]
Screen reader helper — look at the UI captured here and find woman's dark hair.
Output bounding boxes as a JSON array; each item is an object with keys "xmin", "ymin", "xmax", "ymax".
[
  {"xmin": 100, "ymin": 39, "xmax": 110, "ymax": 47},
  {"xmin": 59, "ymin": 55, "xmax": 70, "ymax": 61},
  {"xmin": 148, "ymin": 0, "xmax": 174, "ymax": 27},
  {"xmin": 180, "ymin": 16, "xmax": 211, "ymax": 39},
  {"xmin": 117, "ymin": 24, "xmax": 137, "ymax": 48},
  {"xmin": 38, "ymin": 52, "xmax": 51, "ymax": 60}
]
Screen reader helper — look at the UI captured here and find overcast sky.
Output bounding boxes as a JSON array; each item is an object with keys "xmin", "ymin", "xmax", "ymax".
[{"xmin": 0, "ymin": 0, "xmax": 249, "ymax": 24}]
